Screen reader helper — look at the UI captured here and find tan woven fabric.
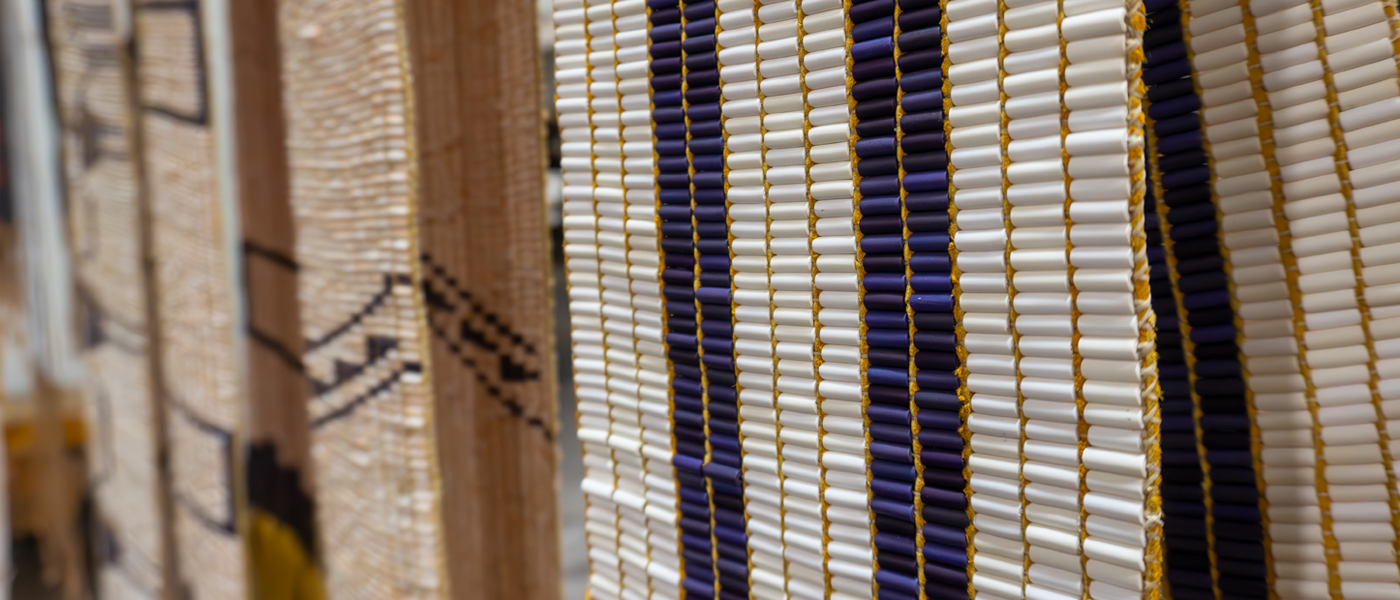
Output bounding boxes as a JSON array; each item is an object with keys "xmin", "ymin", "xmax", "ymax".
[
  {"xmin": 47, "ymin": 0, "xmax": 168, "ymax": 596},
  {"xmin": 133, "ymin": 1, "xmax": 245, "ymax": 596},
  {"xmin": 277, "ymin": 0, "xmax": 446, "ymax": 596}
]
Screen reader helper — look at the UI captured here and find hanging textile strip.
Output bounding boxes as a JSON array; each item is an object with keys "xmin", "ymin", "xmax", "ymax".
[
  {"xmin": 1010, "ymin": 0, "xmax": 1086, "ymax": 594},
  {"xmin": 1320, "ymin": 0, "xmax": 1400, "ymax": 594},
  {"xmin": 897, "ymin": 0, "xmax": 968, "ymax": 597},
  {"xmin": 682, "ymin": 2, "xmax": 753, "ymax": 596},
  {"xmin": 806, "ymin": 0, "xmax": 873, "ymax": 594},
  {"xmin": 848, "ymin": 0, "xmax": 919, "ymax": 597},
  {"xmin": 280, "ymin": 0, "xmax": 456, "ymax": 592},
  {"xmin": 754, "ymin": 0, "xmax": 829, "ymax": 597},
  {"xmin": 1004, "ymin": 0, "xmax": 1083, "ymax": 593},
  {"xmin": 1312, "ymin": 0, "xmax": 1400, "ymax": 596},
  {"xmin": 636, "ymin": 3, "xmax": 688, "ymax": 598},
  {"xmin": 600, "ymin": 0, "xmax": 674, "ymax": 596},
  {"xmin": 1139, "ymin": 1, "xmax": 1226, "ymax": 597},
  {"xmin": 946, "ymin": 0, "xmax": 1025, "ymax": 596},
  {"xmin": 1141, "ymin": 151, "xmax": 1213, "ymax": 599},
  {"xmin": 943, "ymin": 0, "xmax": 1022, "ymax": 597},
  {"xmin": 651, "ymin": 0, "xmax": 718, "ymax": 596},
  {"xmin": 806, "ymin": 0, "xmax": 871, "ymax": 596},
  {"xmin": 1175, "ymin": 1, "xmax": 1284, "ymax": 597},
  {"xmin": 133, "ymin": 0, "xmax": 247, "ymax": 595},
  {"xmin": 1240, "ymin": 0, "xmax": 1348, "ymax": 597},
  {"xmin": 717, "ymin": 0, "xmax": 789, "ymax": 597},
  {"xmin": 1250, "ymin": 0, "xmax": 1400, "ymax": 597},
  {"xmin": 559, "ymin": 1, "xmax": 624, "ymax": 598},
  {"xmin": 47, "ymin": 0, "xmax": 168, "ymax": 595},
  {"xmin": 1066, "ymin": 2, "xmax": 1163, "ymax": 599}
]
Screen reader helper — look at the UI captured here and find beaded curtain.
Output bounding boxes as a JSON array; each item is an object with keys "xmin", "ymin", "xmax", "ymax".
[{"xmin": 552, "ymin": 0, "xmax": 1400, "ymax": 598}]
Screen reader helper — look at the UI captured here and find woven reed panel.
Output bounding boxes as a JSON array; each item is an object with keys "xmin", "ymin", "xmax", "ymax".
[
  {"xmin": 226, "ymin": 0, "xmax": 324, "ymax": 594},
  {"xmin": 402, "ymin": 0, "xmax": 560, "ymax": 597},
  {"xmin": 48, "ymin": 0, "xmax": 169, "ymax": 596},
  {"xmin": 132, "ymin": 0, "xmax": 245, "ymax": 597},
  {"xmin": 277, "ymin": 0, "xmax": 445, "ymax": 595}
]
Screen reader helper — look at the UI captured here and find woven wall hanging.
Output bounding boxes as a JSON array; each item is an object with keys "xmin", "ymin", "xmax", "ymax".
[
  {"xmin": 47, "ymin": 0, "xmax": 169, "ymax": 596},
  {"xmin": 552, "ymin": 0, "xmax": 1400, "ymax": 598}
]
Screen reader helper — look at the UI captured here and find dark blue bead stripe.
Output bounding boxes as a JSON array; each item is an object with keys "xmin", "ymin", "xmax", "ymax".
[
  {"xmin": 895, "ymin": 1, "xmax": 962, "ymax": 598},
  {"xmin": 1142, "ymin": 3, "xmax": 1266, "ymax": 599},
  {"xmin": 653, "ymin": 1, "xmax": 717, "ymax": 597},
  {"xmin": 680, "ymin": 2, "xmax": 747, "ymax": 598},
  {"xmin": 853, "ymin": 0, "xmax": 937, "ymax": 596}
]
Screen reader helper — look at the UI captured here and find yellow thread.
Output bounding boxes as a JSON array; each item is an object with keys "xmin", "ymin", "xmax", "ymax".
[
  {"xmin": 842, "ymin": 0, "xmax": 876, "ymax": 595},
  {"xmin": 800, "ymin": 2, "xmax": 842, "ymax": 593},
  {"xmin": 993, "ymin": 0, "xmax": 1032, "ymax": 595},
  {"xmin": 563, "ymin": 3, "xmax": 613, "ymax": 597},
  {"xmin": 644, "ymin": 1, "xmax": 689, "ymax": 592},
  {"xmin": 938, "ymin": 1, "xmax": 980, "ymax": 596},
  {"xmin": 1123, "ymin": 2, "xmax": 1166, "ymax": 598},
  {"xmin": 889, "ymin": 2, "xmax": 933, "ymax": 599},
  {"xmin": 1055, "ymin": 0, "xmax": 1090, "ymax": 596},
  {"xmin": 712, "ymin": 4, "xmax": 760, "ymax": 596}
]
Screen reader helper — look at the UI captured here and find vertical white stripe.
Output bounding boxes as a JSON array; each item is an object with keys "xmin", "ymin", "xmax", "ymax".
[
  {"xmin": 559, "ymin": 1, "xmax": 623, "ymax": 597},
  {"xmin": 718, "ymin": 0, "xmax": 793, "ymax": 597},
  {"xmin": 947, "ymin": 0, "xmax": 1025, "ymax": 596},
  {"xmin": 805, "ymin": 0, "xmax": 870, "ymax": 596}
]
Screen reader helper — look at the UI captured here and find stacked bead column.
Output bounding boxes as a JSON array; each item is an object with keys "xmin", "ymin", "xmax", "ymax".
[
  {"xmin": 560, "ymin": 1, "xmax": 624, "ymax": 598},
  {"xmin": 1001, "ymin": 0, "xmax": 1083, "ymax": 594},
  {"xmin": 718, "ymin": 0, "xmax": 788, "ymax": 598},
  {"xmin": 754, "ymin": 1, "xmax": 825, "ymax": 597},
  {"xmin": 653, "ymin": 0, "xmax": 716, "ymax": 595},
  {"xmin": 847, "ymin": 0, "xmax": 918, "ymax": 597},
  {"xmin": 622, "ymin": 1, "xmax": 687, "ymax": 596},
  {"xmin": 1139, "ymin": 1, "xmax": 1222, "ymax": 597},
  {"xmin": 945, "ymin": 0, "xmax": 1024, "ymax": 597},
  {"xmin": 895, "ymin": 0, "xmax": 966, "ymax": 597},
  {"xmin": 802, "ymin": 0, "xmax": 877, "ymax": 597},
  {"xmin": 1184, "ymin": 1, "xmax": 1294, "ymax": 597},
  {"xmin": 681, "ymin": 1, "xmax": 751, "ymax": 597},
  {"xmin": 1142, "ymin": 146, "xmax": 1213, "ymax": 598},
  {"xmin": 1251, "ymin": 0, "xmax": 1400, "ymax": 597},
  {"xmin": 1142, "ymin": 1, "xmax": 1267, "ymax": 597},
  {"xmin": 596, "ymin": 2, "xmax": 654, "ymax": 596},
  {"xmin": 845, "ymin": 0, "xmax": 924, "ymax": 593},
  {"xmin": 1337, "ymin": 0, "xmax": 1400, "ymax": 505},
  {"xmin": 1314, "ymin": 0, "xmax": 1400, "ymax": 596},
  {"xmin": 1063, "ymin": 2, "xmax": 1162, "ymax": 598}
]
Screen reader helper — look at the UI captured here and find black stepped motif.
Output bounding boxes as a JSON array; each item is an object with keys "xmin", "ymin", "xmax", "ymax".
[
  {"xmin": 310, "ymin": 335, "xmax": 397, "ymax": 395},
  {"xmin": 132, "ymin": 0, "xmax": 208, "ymax": 126},
  {"xmin": 310, "ymin": 362, "xmax": 420, "ymax": 429},
  {"xmin": 239, "ymin": 244, "xmax": 552, "ymax": 436},
  {"xmin": 419, "ymin": 253, "xmax": 552, "ymax": 441},
  {"xmin": 303, "ymin": 273, "xmax": 411, "ymax": 351},
  {"xmin": 166, "ymin": 394, "xmax": 236, "ymax": 535}
]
